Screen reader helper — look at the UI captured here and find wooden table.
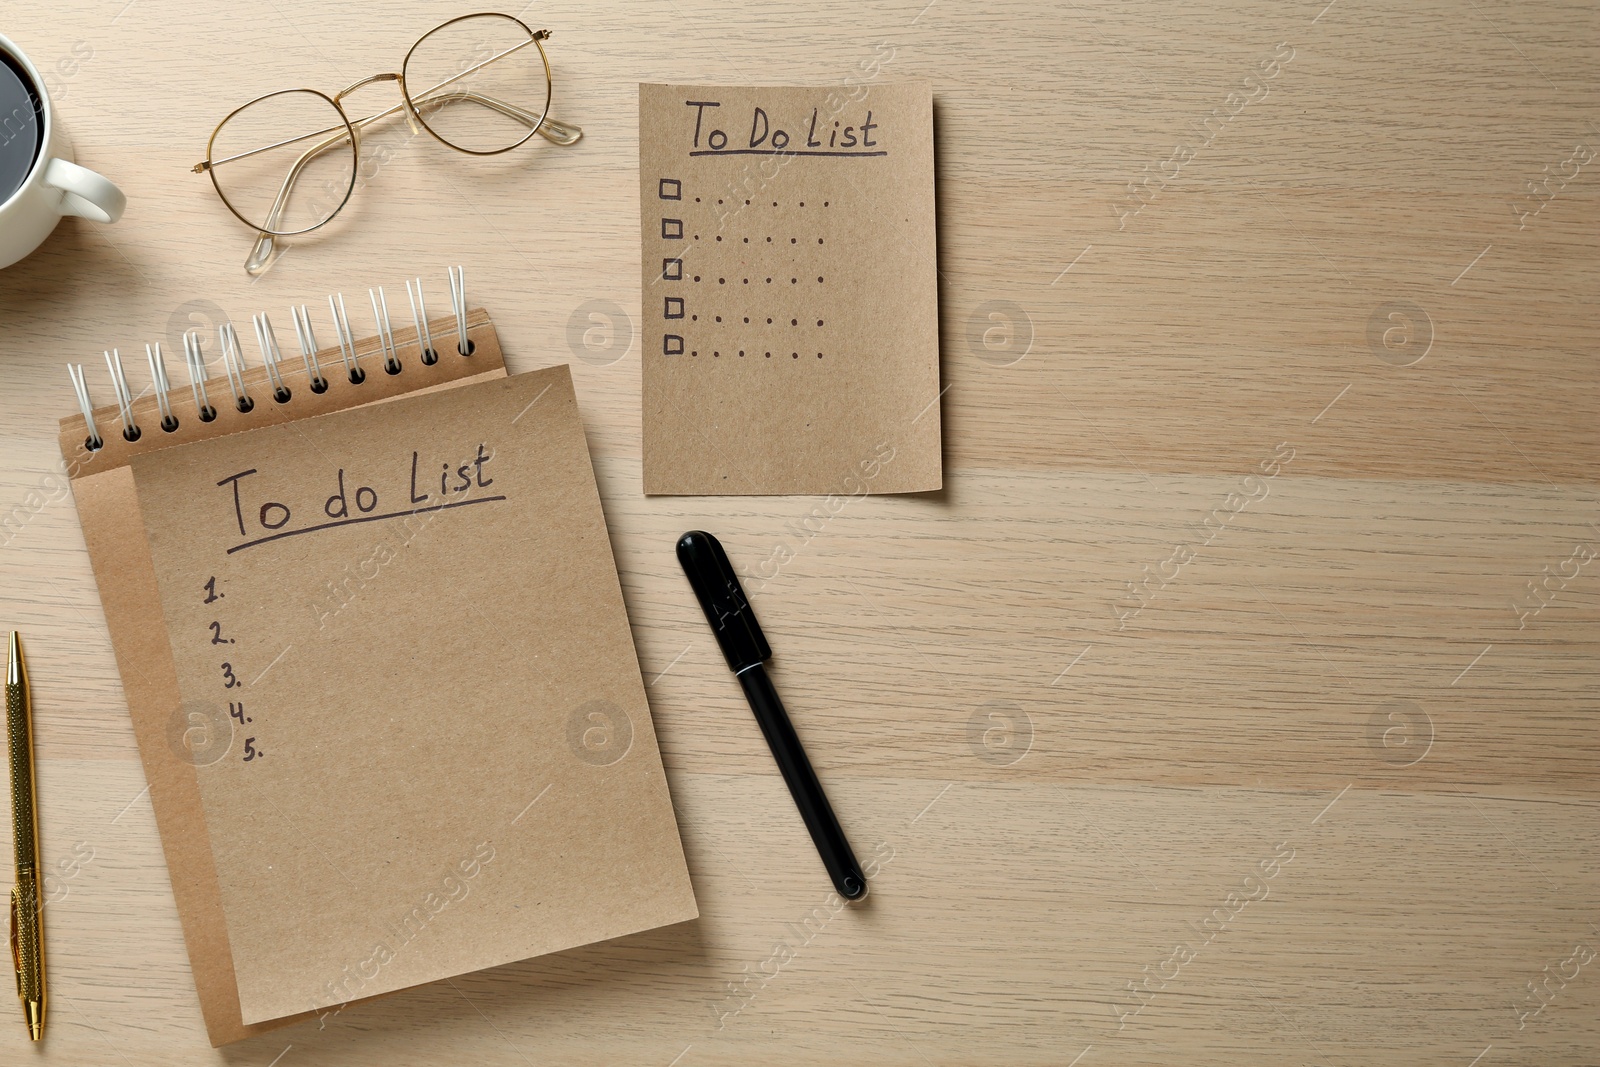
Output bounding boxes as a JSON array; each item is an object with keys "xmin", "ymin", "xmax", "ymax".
[{"xmin": 2, "ymin": 1, "xmax": 1596, "ymax": 1063}]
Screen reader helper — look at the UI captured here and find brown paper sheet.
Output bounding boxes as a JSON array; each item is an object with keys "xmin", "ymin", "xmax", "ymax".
[
  {"xmin": 639, "ymin": 81, "xmax": 942, "ymax": 495},
  {"xmin": 61, "ymin": 314, "xmax": 500, "ymax": 1044},
  {"xmin": 127, "ymin": 365, "xmax": 696, "ymax": 1025}
]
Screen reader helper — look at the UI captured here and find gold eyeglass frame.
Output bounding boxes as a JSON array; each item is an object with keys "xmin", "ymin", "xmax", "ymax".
[{"xmin": 192, "ymin": 12, "xmax": 582, "ymax": 271}]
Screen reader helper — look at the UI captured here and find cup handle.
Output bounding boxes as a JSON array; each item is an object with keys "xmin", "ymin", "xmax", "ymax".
[{"xmin": 43, "ymin": 158, "xmax": 126, "ymax": 224}]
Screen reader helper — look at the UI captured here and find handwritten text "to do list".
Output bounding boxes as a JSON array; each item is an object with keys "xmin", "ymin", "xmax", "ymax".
[
  {"xmin": 215, "ymin": 445, "xmax": 504, "ymax": 555},
  {"xmin": 683, "ymin": 100, "xmax": 886, "ymax": 158}
]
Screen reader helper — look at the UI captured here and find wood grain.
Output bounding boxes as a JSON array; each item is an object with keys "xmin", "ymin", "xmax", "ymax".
[{"xmin": 0, "ymin": 0, "xmax": 1595, "ymax": 1063}]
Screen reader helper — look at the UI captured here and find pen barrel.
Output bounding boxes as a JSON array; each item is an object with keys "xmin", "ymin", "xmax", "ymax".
[
  {"xmin": 6, "ymin": 682, "xmax": 39, "ymax": 873},
  {"xmin": 6, "ymin": 680, "xmax": 44, "ymax": 1002},
  {"xmin": 737, "ymin": 667, "xmax": 866, "ymax": 900},
  {"xmin": 10, "ymin": 875, "xmax": 42, "ymax": 1002}
]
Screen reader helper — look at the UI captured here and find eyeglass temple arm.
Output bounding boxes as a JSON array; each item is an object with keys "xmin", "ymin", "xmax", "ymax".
[
  {"xmin": 245, "ymin": 92, "xmax": 583, "ymax": 275},
  {"xmin": 533, "ymin": 111, "xmax": 582, "ymax": 145},
  {"xmin": 256, "ymin": 91, "xmax": 579, "ymax": 235},
  {"xmin": 246, "ymin": 123, "xmax": 361, "ymax": 274},
  {"xmin": 425, "ymin": 90, "xmax": 582, "ymax": 145}
]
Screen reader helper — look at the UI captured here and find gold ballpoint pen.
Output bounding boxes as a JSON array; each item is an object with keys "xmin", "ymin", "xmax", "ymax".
[{"xmin": 6, "ymin": 631, "xmax": 44, "ymax": 1041}]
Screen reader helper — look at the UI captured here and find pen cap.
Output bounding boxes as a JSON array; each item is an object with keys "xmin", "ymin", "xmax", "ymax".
[{"xmin": 676, "ymin": 531, "xmax": 771, "ymax": 672}]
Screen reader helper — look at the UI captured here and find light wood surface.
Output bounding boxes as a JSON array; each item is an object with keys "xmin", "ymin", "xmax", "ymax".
[{"xmin": 2, "ymin": 1, "xmax": 1597, "ymax": 1064}]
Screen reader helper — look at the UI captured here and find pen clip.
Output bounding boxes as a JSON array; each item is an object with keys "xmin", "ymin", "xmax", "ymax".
[
  {"xmin": 676, "ymin": 531, "xmax": 771, "ymax": 672},
  {"xmin": 8, "ymin": 888, "xmax": 19, "ymax": 990}
]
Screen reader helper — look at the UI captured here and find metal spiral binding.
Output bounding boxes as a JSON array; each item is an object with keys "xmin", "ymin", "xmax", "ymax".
[
  {"xmin": 65, "ymin": 267, "xmax": 468, "ymax": 451},
  {"xmin": 146, "ymin": 343, "xmax": 179, "ymax": 432},
  {"xmin": 406, "ymin": 278, "xmax": 438, "ymax": 365},
  {"xmin": 370, "ymin": 288, "xmax": 401, "ymax": 375},
  {"xmin": 183, "ymin": 330, "xmax": 218, "ymax": 423},
  {"xmin": 291, "ymin": 305, "xmax": 328, "ymax": 393},
  {"xmin": 218, "ymin": 322, "xmax": 254, "ymax": 413},
  {"xmin": 66, "ymin": 364, "xmax": 101, "ymax": 451},
  {"xmin": 449, "ymin": 265, "xmax": 473, "ymax": 356},
  {"xmin": 252, "ymin": 313, "xmax": 291, "ymax": 403},
  {"xmin": 103, "ymin": 349, "xmax": 140, "ymax": 442},
  {"xmin": 329, "ymin": 293, "xmax": 363, "ymax": 384}
]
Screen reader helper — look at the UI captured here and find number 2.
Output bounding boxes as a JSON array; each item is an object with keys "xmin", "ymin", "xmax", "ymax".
[{"xmin": 209, "ymin": 621, "xmax": 234, "ymax": 645}]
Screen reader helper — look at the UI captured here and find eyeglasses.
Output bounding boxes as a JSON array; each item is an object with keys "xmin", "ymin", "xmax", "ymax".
[{"xmin": 193, "ymin": 12, "xmax": 582, "ymax": 274}]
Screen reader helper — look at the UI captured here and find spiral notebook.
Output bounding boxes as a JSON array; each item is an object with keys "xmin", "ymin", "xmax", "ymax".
[{"xmin": 58, "ymin": 271, "xmax": 696, "ymax": 1045}]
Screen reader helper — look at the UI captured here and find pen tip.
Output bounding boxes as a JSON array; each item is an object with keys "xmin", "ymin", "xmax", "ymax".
[{"xmin": 6, "ymin": 631, "xmax": 19, "ymax": 685}]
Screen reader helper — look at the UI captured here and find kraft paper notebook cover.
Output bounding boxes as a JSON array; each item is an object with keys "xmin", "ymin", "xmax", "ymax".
[
  {"xmin": 131, "ymin": 366, "xmax": 695, "ymax": 1025},
  {"xmin": 638, "ymin": 81, "xmax": 943, "ymax": 495},
  {"xmin": 58, "ymin": 308, "xmax": 509, "ymax": 1044},
  {"xmin": 58, "ymin": 306, "xmax": 695, "ymax": 1042}
]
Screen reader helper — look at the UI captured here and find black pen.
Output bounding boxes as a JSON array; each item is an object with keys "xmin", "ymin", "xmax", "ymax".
[{"xmin": 677, "ymin": 531, "xmax": 866, "ymax": 900}]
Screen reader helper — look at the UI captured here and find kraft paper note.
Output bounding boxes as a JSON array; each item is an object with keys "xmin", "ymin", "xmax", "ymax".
[
  {"xmin": 639, "ymin": 81, "xmax": 942, "ymax": 495},
  {"xmin": 129, "ymin": 366, "xmax": 696, "ymax": 1025}
]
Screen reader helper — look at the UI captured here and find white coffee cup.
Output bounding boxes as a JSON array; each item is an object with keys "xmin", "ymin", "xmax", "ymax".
[{"xmin": 0, "ymin": 31, "xmax": 125, "ymax": 270}]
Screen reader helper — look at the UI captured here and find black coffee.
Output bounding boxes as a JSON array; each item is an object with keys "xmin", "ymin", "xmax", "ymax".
[{"xmin": 0, "ymin": 49, "xmax": 44, "ymax": 204}]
